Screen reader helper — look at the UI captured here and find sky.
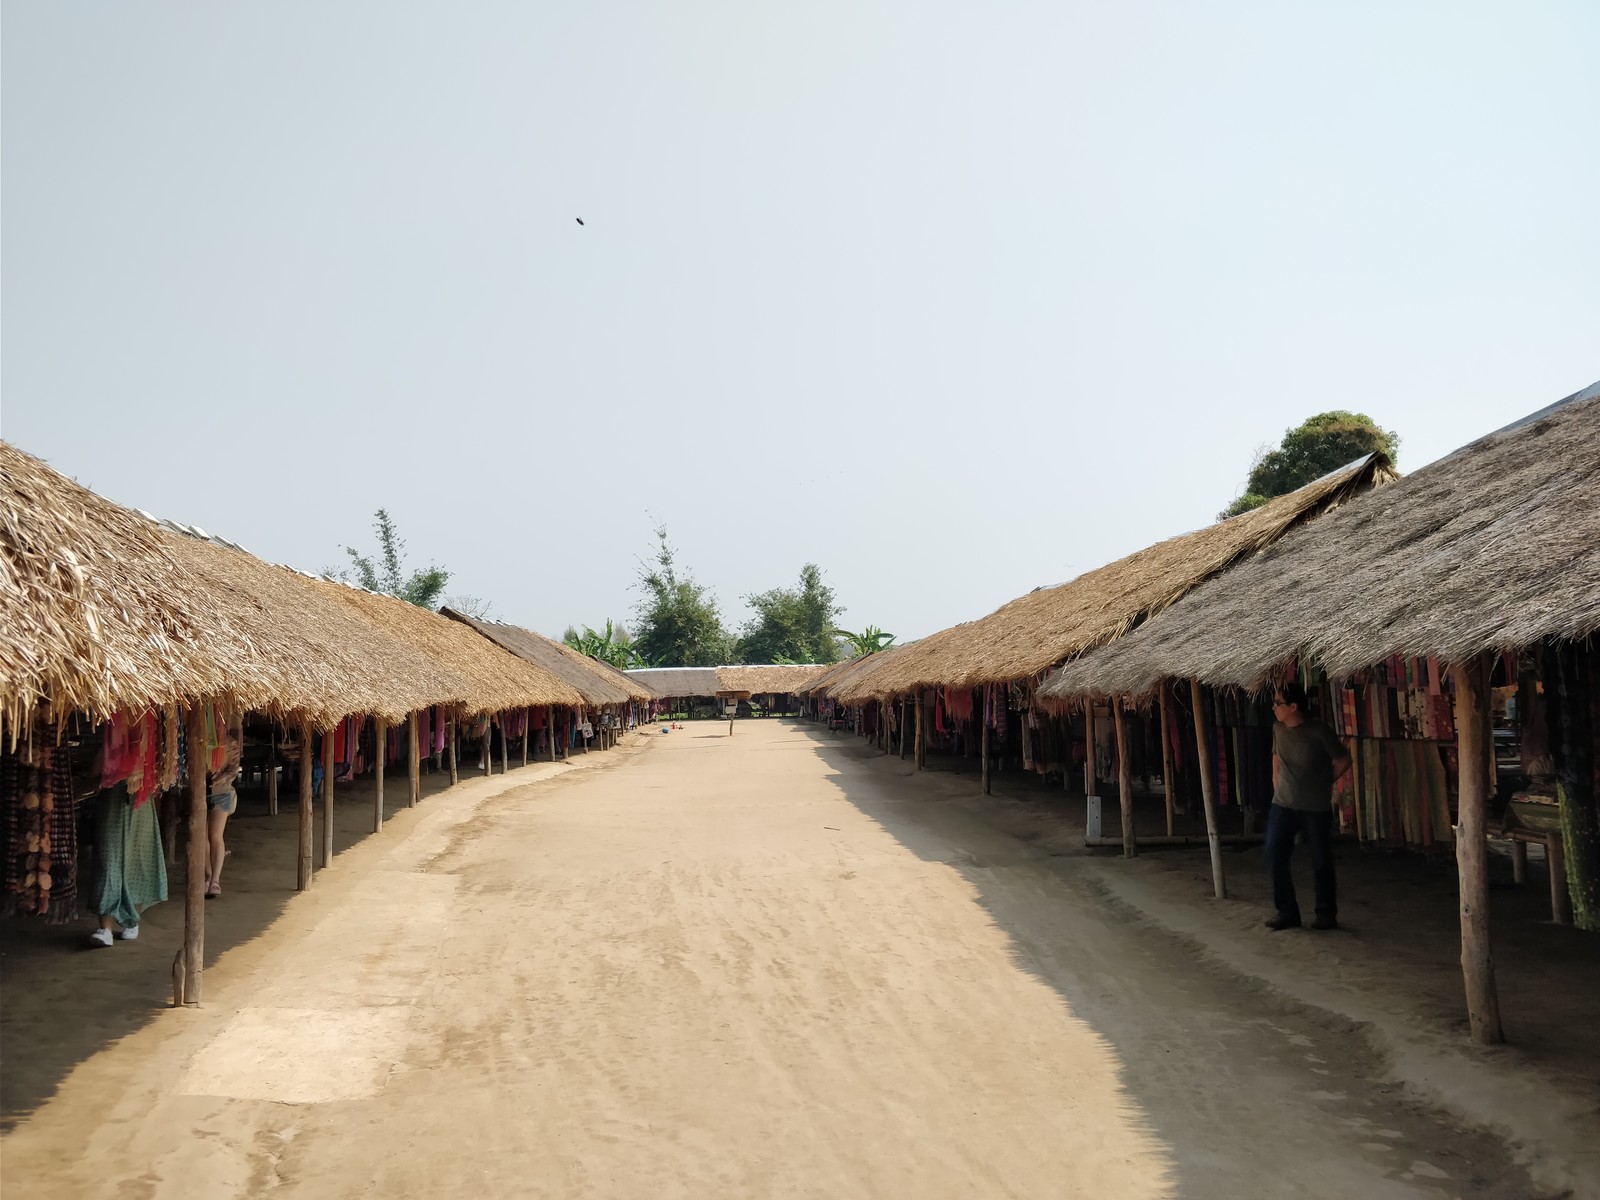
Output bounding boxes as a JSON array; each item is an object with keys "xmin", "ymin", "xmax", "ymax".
[{"xmin": 4, "ymin": 2, "xmax": 1597, "ymax": 643}]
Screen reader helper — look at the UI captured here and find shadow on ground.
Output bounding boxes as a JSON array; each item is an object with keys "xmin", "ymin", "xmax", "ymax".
[{"xmin": 798, "ymin": 721, "xmax": 1581, "ymax": 1200}]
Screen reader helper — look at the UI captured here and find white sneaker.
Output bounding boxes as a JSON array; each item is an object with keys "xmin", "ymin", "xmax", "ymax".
[
  {"xmin": 119, "ymin": 925, "xmax": 140, "ymax": 941},
  {"xmin": 89, "ymin": 927, "xmax": 114, "ymax": 948}
]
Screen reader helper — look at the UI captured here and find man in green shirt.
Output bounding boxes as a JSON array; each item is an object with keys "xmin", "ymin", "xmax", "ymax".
[{"xmin": 1265, "ymin": 680, "xmax": 1352, "ymax": 931}]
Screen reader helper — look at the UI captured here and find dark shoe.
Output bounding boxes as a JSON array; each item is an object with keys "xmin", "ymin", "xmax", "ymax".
[
  {"xmin": 1310, "ymin": 915, "xmax": 1339, "ymax": 930},
  {"xmin": 1264, "ymin": 914, "xmax": 1301, "ymax": 931}
]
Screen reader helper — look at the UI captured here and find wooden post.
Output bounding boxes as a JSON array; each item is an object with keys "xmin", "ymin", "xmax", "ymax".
[
  {"xmin": 266, "ymin": 724, "xmax": 278, "ymax": 817},
  {"xmin": 899, "ymin": 699, "xmax": 908, "ymax": 760},
  {"xmin": 1452, "ymin": 655, "xmax": 1504, "ymax": 1044},
  {"xmin": 500, "ymin": 712, "xmax": 510, "ymax": 774},
  {"xmin": 408, "ymin": 710, "xmax": 421, "ymax": 806},
  {"xmin": 181, "ymin": 704, "xmax": 208, "ymax": 1005},
  {"xmin": 1188, "ymin": 679, "xmax": 1227, "ymax": 899},
  {"xmin": 981, "ymin": 715, "xmax": 991, "ymax": 795},
  {"xmin": 1510, "ymin": 840, "xmax": 1528, "ymax": 885},
  {"xmin": 1548, "ymin": 834, "xmax": 1572, "ymax": 925},
  {"xmin": 373, "ymin": 716, "xmax": 386, "ymax": 833},
  {"xmin": 1083, "ymin": 702, "xmax": 1097, "ymax": 798},
  {"xmin": 548, "ymin": 705, "xmax": 557, "ymax": 761},
  {"xmin": 914, "ymin": 691, "xmax": 925, "ymax": 770},
  {"xmin": 584, "ymin": 709, "xmax": 593, "ymax": 752},
  {"xmin": 522, "ymin": 707, "xmax": 530, "ymax": 767},
  {"xmin": 448, "ymin": 716, "xmax": 458, "ymax": 785},
  {"xmin": 321, "ymin": 723, "xmax": 335, "ymax": 868},
  {"xmin": 1158, "ymin": 682, "xmax": 1176, "ymax": 836},
  {"xmin": 297, "ymin": 718, "xmax": 313, "ymax": 891},
  {"xmin": 482, "ymin": 713, "xmax": 492, "ymax": 775},
  {"xmin": 1115, "ymin": 699, "xmax": 1136, "ymax": 858}
]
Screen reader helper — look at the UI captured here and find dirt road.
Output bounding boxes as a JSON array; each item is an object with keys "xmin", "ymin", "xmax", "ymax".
[{"xmin": 1, "ymin": 721, "xmax": 1535, "ymax": 1198}]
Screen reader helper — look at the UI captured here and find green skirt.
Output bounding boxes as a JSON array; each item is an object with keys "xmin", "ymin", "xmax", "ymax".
[{"xmin": 92, "ymin": 794, "xmax": 168, "ymax": 927}]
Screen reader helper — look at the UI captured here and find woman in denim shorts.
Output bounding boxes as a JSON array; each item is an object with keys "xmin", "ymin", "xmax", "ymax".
[{"xmin": 205, "ymin": 714, "xmax": 243, "ymax": 898}]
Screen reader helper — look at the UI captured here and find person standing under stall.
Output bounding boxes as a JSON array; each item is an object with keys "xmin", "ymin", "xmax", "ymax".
[
  {"xmin": 87, "ymin": 788, "xmax": 167, "ymax": 947},
  {"xmin": 205, "ymin": 712, "xmax": 243, "ymax": 899},
  {"xmin": 1265, "ymin": 680, "xmax": 1352, "ymax": 931}
]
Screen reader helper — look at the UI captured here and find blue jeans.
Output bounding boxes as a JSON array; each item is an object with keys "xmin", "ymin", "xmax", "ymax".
[{"xmin": 1266, "ymin": 804, "xmax": 1336, "ymax": 922}]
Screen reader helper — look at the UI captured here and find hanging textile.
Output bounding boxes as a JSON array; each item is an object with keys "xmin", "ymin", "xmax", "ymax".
[
  {"xmin": 433, "ymin": 708, "xmax": 447, "ymax": 755},
  {"xmin": 2, "ymin": 740, "xmax": 79, "ymax": 921},
  {"xmin": 100, "ymin": 711, "xmax": 139, "ymax": 789},
  {"xmin": 126, "ymin": 709, "xmax": 160, "ymax": 808}
]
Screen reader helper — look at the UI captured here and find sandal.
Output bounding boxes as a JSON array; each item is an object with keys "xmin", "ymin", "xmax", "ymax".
[{"xmin": 205, "ymin": 882, "xmax": 221, "ymax": 899}]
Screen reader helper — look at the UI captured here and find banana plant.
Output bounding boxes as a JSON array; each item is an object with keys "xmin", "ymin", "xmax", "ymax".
[
  {"xmin": 834, "ymin": 626, "xmax": 896, "ymax": 656},
  {"xmin": 564, "ymin": 620, "xmax": 645, "ymax": 669}
]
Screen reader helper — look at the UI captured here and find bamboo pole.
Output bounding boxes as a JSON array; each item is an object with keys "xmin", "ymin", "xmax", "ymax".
[
  {"xmin": 981, "ymin": 715, "xmax": 991, "ymax": 795},
  {"xmin": 914, "ymin": 691, "xmax": 925, "ymax": 770},
  {"xmin": 181, "ymin": 704, "xmax": 208, "ymax": 1005},
  {"xmin": 1083, "ymin": 702, "xmax": 1097, "ymax": 798},
  {"xmin": 373, "ymin": 716, "xmax": 386, "ymax": 833},
  {"xmin": 1158, "ymin": 682, "xmax": 1175, "ymax": 836},
  {"xmin": 448, "ymin": 716, "xmax": 458, "ymax": 786},
  {"xmin": 1115, "ymin": 699, "xmax": 1136, "ymax": 858},
  {"xmin": 548, "ymin": 706, "xmax": 557, "ymax": 761},
  {"xmin": 266, "ymin": 724, "xmax": 278, "ymax": 817},
  {"xmin": 297, "ymin": 718, "xmax": 313, "ymax": 891},
  {"xmin": 1452, "ymin": 655, "xmax": 1504, "ymax": 1044},
  {"xmin": 1548, "ymin": 834, "xmax": 1572, "ymax": 925},
  {"xmin": 408, "ymin": 711, "xmax": 421, "ymax": 805},
  {"xmin": 1188, "ymin": 679, "xmax": 1227, "ymax": 899},
  {"xmin": 321, "ymin": 723, "xmax": 335, "ymax": 868}
]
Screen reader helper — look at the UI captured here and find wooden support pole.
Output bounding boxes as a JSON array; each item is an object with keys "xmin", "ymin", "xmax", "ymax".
[
  {"xmin": 1158, "ymin": 682, "xmax": 1176, "ymax": 836},
  {"xmin": 321, "ymin": 723, "xmax": 334, "ymax": 868},
  {"xmin": 584, "ymin": 709, "xmax": 592, "ymax": 752},
  {"xmin": 373, "ymin": 716, "xmax": 386, "ymax": 833},
  {"xmin": 899, "ymin": 699, "xmax": 908, "ymax": 760},
  {"xmin": 408, "ymin": 711, "xmax": 421, "ymax": 806},
  {"xmin": 981, "ymin": 716, "xmax": 991, "ymax": 795},
  {"xmin": 914, "ymin": 691, "xmax": 925, "ymax": 771},
  {"xmin": 448, "ymin": 716, "xmax": 458, "ymax": 786},
  {"xmin": 297, "ymin": 718, "xmax": 313, "ymax": 891},
  {"xmin": 1452, "ymin": 655, "xmax": 1504, "ymax": 1044},
  {"xmin": 548, "ymin": 706, "xmax": 557, "ymax": 761},
  {"xmin": 1188, "ymin": 679, "xmax": 1227, "ymax": 900},
  {"xmin": 267, "ymin": 724, "xmax": 279, "ymax": 817},
  {"xmin": 1510, "ymin": 839, "xmax": 1528, "ymax": 885},
  {"xmin": 1083, "ymin": 702, "xmax": 1097, "ymax": 798},
  {"xmin": 500, "ymin": 712, "xmax": 510, "ymax": 774},
  {"xmin": 1115, "ymin": 699, "xmax": 1137, "ymax": 858},
  {"xmin": 181, "ymin": 703, "xmax": 208, "ymax": 1005},
  {"xmin": 522, "ymin": 707, "xmax": 530, "ymax": 767},
  {"xmin": 1548, "ymin": 833, "xmax": 1572, "ymax": 925}
]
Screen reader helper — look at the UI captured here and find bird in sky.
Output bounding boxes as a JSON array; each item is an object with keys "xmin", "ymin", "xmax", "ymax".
[{"xmin": 575, "ymin": 217, "xmax": 585, "ymax": 226}]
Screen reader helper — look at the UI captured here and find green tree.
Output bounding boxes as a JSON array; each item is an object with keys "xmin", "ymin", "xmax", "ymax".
[
  {"xmin": 736, "ymin": 564, "xmax": 844, "ymax": 664},
  {"xmin": 563, "ymin": 619, "xmax": 645, "ymax": 669},
  {"xmin": 632, "ymin": 527, "xmax": 734, "ymax": 667},
  {"xmin": 835, "ymin": 625, "xmax": 896, "ymax": 656},
  {"xmin": 339, "ymin": 509, "xmax": 450, "ymax": 608},
  {"xmin": 1222, "ymin": 411, "xmax": 1400, "ymax": 518}
]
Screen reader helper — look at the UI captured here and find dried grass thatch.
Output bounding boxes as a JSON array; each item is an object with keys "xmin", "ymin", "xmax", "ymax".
[
  {"xmin": 807, "ymin": 646, "xmax": 908, "ymax": 701},
  {"xmin": 623, "ymin": 667, "xmax": 723, "ymax": 700},
  {"xmin": 443, "ymin": 611, "xmax": 637, "ymax": 707},
  {"xmin": 0, "ymin": 442, "xmax": 258, "ymax": 731},
  {"xmin": 716, "ymin": 664, "xmax": 831, "ymax": 695},
  {"xmin": 1043, "ymin": 382, "xmax": 1600, "ymax": 700},
  {"xmin": 837, "ymin": 454, "xmax": 1395, "ymax": 704}
]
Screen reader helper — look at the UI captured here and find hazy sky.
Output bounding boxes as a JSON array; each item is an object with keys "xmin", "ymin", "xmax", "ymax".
[{"xmin": 5, "ymin": 3, "xmax": 1597, "ymax": 642}]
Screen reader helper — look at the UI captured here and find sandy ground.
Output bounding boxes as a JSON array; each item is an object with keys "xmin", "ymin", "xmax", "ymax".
[{"xmin": 0, "ymin": 721, "xmax": 1553, "ymax": 1199}]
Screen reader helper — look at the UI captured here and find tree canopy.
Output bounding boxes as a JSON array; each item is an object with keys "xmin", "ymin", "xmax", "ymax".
[
  {"xmin": 1222, "ymin": 411, "xmax": 1399, "ymax": 518},
  {"xmin": 632, "ymin": 527, "xmax": 734, "ymax": 667},
  {"xmin": 339, "ymin": 509, "xmax": 450, "ymax": 609},
  {"xmin": 563, "ymin": 620, "xmax": 645, "ymax": 669},
  {"xmin": 736, "ymin": 564, "xmax": 844, "ymax": 665}
]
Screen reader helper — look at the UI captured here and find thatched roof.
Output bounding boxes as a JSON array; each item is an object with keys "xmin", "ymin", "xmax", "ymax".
[
  {"xmin": 805, "ymin": 646, "xmax": 908, "ymax": 701},
  {"xmin": 442, "ymin": 611, "xmax": 637, "ymax": 706},
  {"xmin": 836, "ymin": 453, "xmax": 1395, "ymax": 704},
  {"xmin": 315, "ymin": 586, "xmax": 583, "ymax": 713},
  {"xmin": 625, "ymin": 667, "xmax": 723, "ymax": 699},
  {"xmin": 1042, "ymin": 381, "xmax": 1600, "ymax": 700},
  {"xmin": 0, "ymin": 441, "xmax": 258, "ymax": 730},
  {"xmin": 796, "ymin": 655, "xmax": 864, "ymax": 696},
  {"xmin": 585, "ymin": 656, "xmax": 657, "ymax": 702},
  {"xmin": 717, "ymin": 664, "xmax": 831, "ymax": 695},
  {"xmin": 160, "ymin": 532, "xmax": 482, "ymax": 728}
]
